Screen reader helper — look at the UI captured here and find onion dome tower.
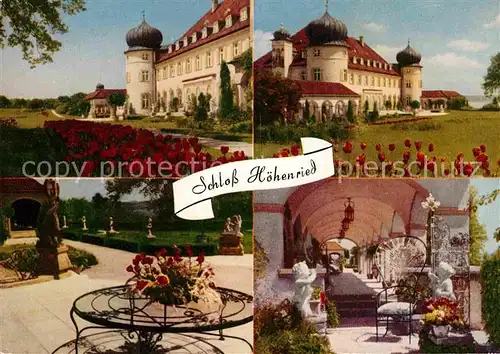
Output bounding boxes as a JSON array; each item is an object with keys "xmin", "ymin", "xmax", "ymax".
[
  {"xmin": 397, "ymin": 39, "xmax": 423, "ymax": 109},
  {"xmin": 303, "ymin": 1, "xmax": 349, "ymax": 82},
  {"xmin": 271, "ymin": 24, "xmax": 294, "ymax": 77},
  {"xmin": 124, "ymin": 12, "xmax": 162, "ymax": 116},
  {"xmin": 396, "ymin": 39, "xmax": 422, "ymax": 67}
]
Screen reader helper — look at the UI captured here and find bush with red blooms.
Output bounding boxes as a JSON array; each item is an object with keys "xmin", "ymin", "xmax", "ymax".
[
  {"xmin": 0, "ymin": 119, "xmax": 19, "ymax": 128},
  {"xmin": 126, "ymin": 245, "xmax": 221, "ymax": 306},
  {"xmin": 421, "ymin": 297, "xmax": 464, "ymax": 328},
  {"xmin": 44, "ymin": 120, "xmax": 246, "ymax": 177},
  {"xmin": 274, "ymin": 139, "xmax": 498, "ymax": 178}
]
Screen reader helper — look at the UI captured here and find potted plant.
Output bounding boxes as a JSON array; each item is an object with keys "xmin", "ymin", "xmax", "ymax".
[
  {"xmin": 309, "ymin": 285, "xmax": 323, "ymax": 314},
  {"xmin": 319, "ymin": 291, "xmax": 340, "ymax": 330},
  {"xmin": 126, "ymin": 245, "xmax": 221, "ymax": 306},
  {"xmin": 420, "ymin": 297, "xmax": 464, "ymax": 338}
]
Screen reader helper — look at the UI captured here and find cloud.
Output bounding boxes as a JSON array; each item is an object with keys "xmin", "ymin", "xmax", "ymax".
[
  {"xmin": 484, "ymin": 13, "xmax": 500, "ymax": 29},
  {"xmin": 371, "ymin": 45, "xmax": 401, "ymax": 62},
  {"xmin": 361, "ymin": 22, "xmax": 386, "ymax": 33},
  {"xmin": 426, "ymin": 52, "xmax": 484, "ymax": 69},
  {"xmin": 447, "ymin": 39, "xmax": 490, "ymax": 52},
  {"xmin": 253, "ymin": 29, "xmax": 274, "ymax": 60}
]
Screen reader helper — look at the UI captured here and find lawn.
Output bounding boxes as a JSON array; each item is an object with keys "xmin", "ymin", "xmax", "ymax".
[
  {"xmin": 0, "ymin": 109, "xmax": 252, "ymax": 143},
  {"xmin": 255, "ymin": 110, "xmax": 500, "ymax": 165},
  {"xmin": 64, "ymin": 227, "xmax": 253, "ymax": 255}
]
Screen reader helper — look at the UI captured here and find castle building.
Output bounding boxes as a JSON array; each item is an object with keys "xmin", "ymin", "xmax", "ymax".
[
  {"xmin": 255, "ymin": 7, "xmax": 428, "ymax": 120},
  {"xmin": 124, "ymin": 0, "xmax": 251, "ymax": 116}
]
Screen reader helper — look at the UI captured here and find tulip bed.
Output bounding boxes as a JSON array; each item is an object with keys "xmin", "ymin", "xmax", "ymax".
[
  {"xmin": 274, "ymin": 139, "xmax": 499, "ymax": 178},
  {"xmin": 39, "ymin": 120, "xmax": 247, "ymax": 177}
]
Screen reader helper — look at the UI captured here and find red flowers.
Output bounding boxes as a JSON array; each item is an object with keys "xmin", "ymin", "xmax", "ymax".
[
  {"xmin": 375, "ymin": 144, "xmax": 382, "ymax": 151},
  {"xmin": 291, "ymin": 144, "xmax": 301, "ymax": 156},
  {"xmin": 360, "ymin": 142, "xmax": 367, "ymax": 150},
  {"xmin": 378, "ymin": 153, "xmax": 386, "ymax": 162},
  {"xmin": 428, "ymin": 144, "xmax": 434, "ymax": 152},
  {"xmin": 320, "ymin": 291, "xmax": 328, "ymax": 305},
  {"xmin": 404, "ymin": 139, "xmax": 411, "ymax": 148},
  {"xmin": 196, "ymin": 253, "xmax": 205, "ymax": 265},
  {"xmin": 220, "ymin": 145, "xmax": 229, "ymax": 155},
  {"xmin": 388, "ymin": 144, "xmax": 395, "ymax": 152},
  {"xmin": 155, "ymin": 275, "xmax": 170, "ymax": 285},
  {"xmin": 343, "ymin": 141, "xmax": 353, "ymax": 154},
  {"xmin": 415, "ymin": 140, "xmax": 423, "ymax": 151}
]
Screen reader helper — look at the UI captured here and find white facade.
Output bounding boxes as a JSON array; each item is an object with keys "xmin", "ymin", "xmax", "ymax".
[{"xmin": 125, "ymin": 49, "xmax": 155, "ymax": 115}]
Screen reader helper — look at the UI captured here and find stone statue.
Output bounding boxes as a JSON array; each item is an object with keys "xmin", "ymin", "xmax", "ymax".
[
  {"xmin": 428, "ymin": 261, "xmax": 456, "ymax": 301},
  {"xmin": 82, "ymin": 216, "xmax": 88, "ymax": 231},
  {"xmin": 108, "ymin": 217, "xmax": 117, "ymax": 234},
  {"xmin": 62, "ymin": 215, "xmax": 68, "ymax": 229},
  {"xmin": 36, "ymin": 198, "xmax": 61, "ymax": 248},
  {"xmin": 146, "ymin": 217, "xmax": 156, "ymax": 239},
  {"xmin": 223, "ymin": 215, "xmax": 242, "ymax": 235},
  {"xmin": 292, "ymin": 261, "xmax": 317, "ymax": 318},
  {"xmin": 328, "ymin": 253, "xmax": 342, "ymax": 275}
]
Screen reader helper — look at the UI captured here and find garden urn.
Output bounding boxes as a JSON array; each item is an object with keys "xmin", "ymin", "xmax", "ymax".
[{"xmin": 431, "ymin": 325, "xmax": 450, "ymax": 338}]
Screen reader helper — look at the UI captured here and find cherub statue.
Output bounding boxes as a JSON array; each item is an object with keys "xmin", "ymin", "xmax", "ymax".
[
  {"xmin": 292, "ymin": 261, "xmax": 317, "ymax": 318},
  {"xmin": 222, "ymin": 215, "xmax": 242, "ymax": 234},
  {"xmin": 428, "ymin": 261, "xmax": 456, "ymax": 301}
]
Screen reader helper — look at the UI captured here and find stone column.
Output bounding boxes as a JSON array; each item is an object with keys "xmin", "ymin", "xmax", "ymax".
[{"xmin": 88, "ymin": 101, "xmax": 96, "ymax": 118}]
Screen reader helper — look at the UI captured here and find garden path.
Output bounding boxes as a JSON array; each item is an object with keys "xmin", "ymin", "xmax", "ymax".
[
  {"xmin": 0, "ymin": 241, "xmax": 253, "ymax": 353},
  {"xmin": 51, "ymin": 109, "xmax": 64, "ymax": 118},
  {"xmin": 167, "ymin": 133, "xmax": 253, "ymax": 157}
]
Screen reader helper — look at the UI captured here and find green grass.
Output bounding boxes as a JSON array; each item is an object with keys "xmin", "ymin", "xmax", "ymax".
[
  {"xmin": 0, "ymin": 109, "xmax": 252, "ymax": 143},
  {"xmin": 255, "ymin": 110, "xmax": 500, "ymax": 164},
  {"xmin": 66, "ymin": 227, "xmax": 253, "ymax": 254}
]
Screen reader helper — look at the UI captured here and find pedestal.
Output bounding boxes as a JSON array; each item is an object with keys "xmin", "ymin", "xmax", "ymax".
[
  {"xmin": 218, "ymin": 232, "xmax": 244, "ymax": 255},
  {"xmin": 36, "ymin": 244, "xmax": 73, "ymax": 279},
  {"xmin": 429, "ymin": 331, "xmax": 474, "ymax": 346}
]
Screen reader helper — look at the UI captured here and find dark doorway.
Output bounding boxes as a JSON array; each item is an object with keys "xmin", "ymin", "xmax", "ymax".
[{"xmin": 11, "ymin": 199, "xmax": 41, "ymax": 231}]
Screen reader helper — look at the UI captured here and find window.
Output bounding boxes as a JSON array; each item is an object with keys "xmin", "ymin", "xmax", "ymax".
[
  {"xmin": 367, "ymin": 59, "xmax": 371, "ymax": 66},
  {"xmin": 219, "ymin": 47, "xmax": 225, "ymax": 63},
  {"xmin": 313, "ymin": 68, "xmax": 321, "ymax": 81},
  {"xmin": 170, "ymin": 65, "xmax": 175, "ymax": 77},
  {"xmin": 357, "ymin": 75, "xmax": 361, "ymax": 85},
  {"xmin": 233, "ymin": 42, "xmax": 239, "ymax": 57},
  {"xmin": 213, "ymin": 21, "xmax": 219, "ymax": 33},
  {"xmin": 183, "ymin": 37, "xmax": 188, "ymax": 47},
  {"xmin": 163, "ymin": 68, "xmax": 167, "ymax": 79},
  {"xmin": 196, "ymin": 55, "xmax": 201, "ymax": 70},
  {"xmin": 186, "ymin": 59, "xmax": 191, "ymax": 73},
  {"xmin": 141, "ymin": 70, "xmax": 149, "ymax": 82},
  {"xmin": 301, "ymin": 51, "xmax": 307, "ymax": 59},
  {"xmin": 206, "ymin": 52, "xmax": 212, "ymax": 67},
  {"xmin": 377, "ymin": 77, "xmax": 381, "ymax": 86},
  {"xmin": 383, "ymin": 78, "xmax": 386, "ymax": 87},
  {"xmin": 302, "ymin": 71, "xmax": 307, "ymax": 80},
  {"xmin": 225, "ymin": 15, "xmax": 232, "ymax": 27},
  {"xmin": 141, "ymin": 93, "xmax": 150, "ymax": 109},
  {"xmin": 177, "ymin": 62, "xmax": 183, "ymax": 75},
  {"xmin": 371, "ymin": 77, "xmax": 375, "ymax": 86},
  {"xmin": 365, "ymin": 76, "xmax": 368, "ymax": 85},
  {"xmin": 342, "ymin": 69, "xmax": 347, "ymax": 82},
  {"xmin": 360, "ymin": 58, "xmax": 364, "ymax": 65},
  {"xmin": 142, "ymin": 53, "xmax": 149, "ymax": 60},
  {"xmin": 406, "ymin": 96, "xmax": 411, "ymax": 105},
  {"xmin": 126, "ymin": 72, "xmax": 130, "ymax": 83},
  {"xmin": 406, "ymin": 81, "xmax": 412, "ymax": 88},
  {"xmin": 350, "ymin": 74, "xmax": 354, "ymax": 84},
  {"xmin": 156, "ymin": 69, "xmax": 160, "ymax": 81},
  {"xmin": 240, "ymin": 7, "xmax": 248, "ymax": 21},
  {"xmin": 202, "ymin": 27, "xmax": 207, "ymax": 39},
  {"xmin": 313, "ymin": 49, "xmax": 321, "ymax": 57}
]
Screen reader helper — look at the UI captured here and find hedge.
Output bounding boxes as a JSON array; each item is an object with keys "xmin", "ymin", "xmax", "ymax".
[
  {"xmin": 481, "ymin": 252, "xmax": 500, "ymax": 347},
  {"xmin": 62, "ymin": 230, "xmax": 219, "ymax": 256}
]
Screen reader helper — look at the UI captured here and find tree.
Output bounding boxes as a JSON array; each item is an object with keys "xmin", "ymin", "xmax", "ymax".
[
  {"xmin": 0, "ymin": 0, "xmax": 86, "ymax": 67},
  {"xmin": 397, "ymin": 100, "xmax": 403, "ymax": 111},
  {"xmin": 107, "ymin": 92, "xmax": 126, "ymax": 119},
  {"xmin": 254, "ymin": 71, "xmax": 302, "ymax": 126},
  {"xmin": 469, "ymin": 186, "xmax": 488, "ymax": 265},
  {"xmin": 303, "ymin": 100, "xmax": 310, "ymax": 122},
  {"xmin": 363, "ymin": 100, "xmax": 369, "ymax": 116},
  {"xmin": 410, "ymin": 100, "xmax": 420, "ymax": 115},
  {"xmin": 169, "ymin": 97, "xmax": 179, "ymax": 112},
  {"xmin": 219, "ymin": 61, "xmax": 234, "ymax": 120},
  {"xmin": 195, "ymin": 93, "xmax": 210, "ymax": 122},
  {"xmin": 494, "ymin": 227, "xmax": 500, "ymax": 242},
  {"xmin": 0, "ymin": 95, "xmax": 11, "ymax": 108},
  {"xmin": 346, "ymin": 100, "xmax": 355, "ymax": 123},
  {"xmin": 27, "ymin": 98, "xmax": 43, "ymax": 110},
  {"xmin": 385, "ymin": 100, "xmax": 392, "ymax": 110},
  {"xmin": 483, "ymin": 53, "xmax": 500, "ymax": 97}
]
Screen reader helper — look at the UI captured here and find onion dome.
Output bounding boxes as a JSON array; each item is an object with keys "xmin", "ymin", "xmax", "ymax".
[
  {"xmin": 96, "ymin": 83, "xmax": 104, "ymax": 90},
  {"xmin": 396, "ymin": 40, "xmax": 422, "ymax": 66},
  {"xmin": 273, "ymin": 24, "xmax": 292, "ymax": 41},
  {"xmin": 126, "ymin": 19, "xmax": 163, "ymax": 49},
  {"xmin": 305, "ymin": 11, "xmax": 348, "ymax": 46}
]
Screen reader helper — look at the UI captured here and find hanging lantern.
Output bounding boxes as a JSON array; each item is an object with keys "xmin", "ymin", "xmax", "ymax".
[
  {"xmin": 339, "ymin": 228, "xmax": 346, "ymax": 239},
  {"xmin": 341, "ymin": 216, "xmax": 350, "ymax": 231},
  {"xmin": 344, "ymin": 197, "xmax": 354, "ymax": 222}
]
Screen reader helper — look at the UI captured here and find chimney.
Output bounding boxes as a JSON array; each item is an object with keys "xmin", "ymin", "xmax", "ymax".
[
  {"xmin": 359, "ymin": 36, "xmax": 364, "ymax": 46},
  {"xmin": 212, "ymin": 0, "xmax": 218, "ymax": 12}
]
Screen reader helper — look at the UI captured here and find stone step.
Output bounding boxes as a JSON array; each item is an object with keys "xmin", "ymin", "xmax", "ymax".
[
  {"xmin": 10, "ymin": 230, "xmax": 37, "ymax": 238},
  {"xmin": 337, "ymin": 307, "xmax": 377, "ymax": 317},
  {"xmin": 333, "ymin": 299, "xmax": 377, "ymax": 310},
  {"xmin": 4, "ymin": 237, "xmax": 38, "ymax": 246}
]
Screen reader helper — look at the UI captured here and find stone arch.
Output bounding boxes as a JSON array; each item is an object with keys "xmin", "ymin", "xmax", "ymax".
[
  {"xmin": 310, "ymin": 100, "xmax": 320, "ymax": 121},
  {"xmin": 10, "ymin": 198, "xmax": 41, "ymax": 231},
  {"xmin": 176, "ymin": 88, "xmax": 182, "ymax": 105},
  {"xmin": 350, "ymin": 99, "xmax": 358, "ymax": 116},
  {"xmin": 206, "ymin": 84, "xmax": 212, "ymax": 98},
  {"xmin": 321, "ymin": 100, "xmax": 334, "ymax": 121},
  {"xmin": 334, "ymin": 100, "xmax": 346, "ymax": 119}
]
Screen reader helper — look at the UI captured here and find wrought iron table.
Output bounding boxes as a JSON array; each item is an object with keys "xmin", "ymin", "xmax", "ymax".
[{"xmin": 67, "ymin": 285, "xmax": 253, "ymax": 354}]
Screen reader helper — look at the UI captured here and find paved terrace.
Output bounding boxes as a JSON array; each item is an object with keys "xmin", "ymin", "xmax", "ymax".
[{"xmin": 0, "ymin": 241, "xmax": 253, "ymax": 354}]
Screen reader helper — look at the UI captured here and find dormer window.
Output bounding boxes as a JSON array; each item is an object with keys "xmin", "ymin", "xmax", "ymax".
[
  {"xmin": 142, "ymin": 53, "xmax": 149, "ymax": 60},
  {"xmin": 367, "ymin": 59, "xmax": 371, "ymax": 66},
  {"xmin": 201, "ymin": 27, "xmax": 207, "ymax": 38},
  {"xmin": 175, "ymin": 41, "xmax": 180, "ymax": 50},
  {"xmin": 225, "ymin": 15, "xmax": 232, "ymax": 28},
  {"xmin": 240, "ymin": 7, "xmax": 248, "ymax": 21},
  {"xmin": 213, "ymin": 21, "xmax": 219, "ymax": 33},
  {"xmin": 360, "ymin": 58, "xmax": 364, "ymax": 65},
  {"xmin": 183, "ymin": 37, "xmax": 188, "ymax": 47},
  {"xmin": 192, "ymin": 33, "xmax": 197, "ymax": 43},
  {"xmin": 168, "ymin": 45, "xmax": 172, "ymax": 53},
  {"xmin": 352, "ymin": 56, "xmax": 356, "ymax": 63}
]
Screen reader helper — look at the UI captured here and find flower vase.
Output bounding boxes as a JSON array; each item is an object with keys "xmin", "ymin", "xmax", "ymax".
[{"xmin": 431, "ymin": 325, "xmax": 450, "ymax": 338}]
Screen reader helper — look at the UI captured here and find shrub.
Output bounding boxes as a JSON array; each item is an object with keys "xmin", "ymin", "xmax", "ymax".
[
  {"xmin": 397, "ymin": 100, "xmax": 403, "ymax": 111},
  {"xmin": 326, "ymin": 300, "xmax": 340, "ymax": 328},
  {"xmin": 346, "ymin": 100, "xmax": 355, "ymax": 123},
  {"xmin": 0, "ymin": 119, "xmax": 19, "ymax": 128},
  {"xmin": 481, "ymin": 103, "xmax": 500, "ymax": 111},
  {"xmin": 481, "ymin": 252, "xmax": 500, "ymax": 347},
  {"xmin": 447, "ymin": 97, "xmax": 468, "ymax": 110},
  {"xmin": 67, "ymin": 246, "xmax": 98, "ymax": 269},
  {"xmin": 229, "ymin": 121, "xmax": 252, "ymax": 133},
  {"xmin": 55, "ymin": 104, "xmax": 68, "ymax": 114},
  {"xmin": 254, "ymin": 120, "xmax": 349, "ymax": 144}
]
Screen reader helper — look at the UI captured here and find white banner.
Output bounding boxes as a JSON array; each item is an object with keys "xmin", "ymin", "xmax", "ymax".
[{"xmin": 173, "ymin": 137, "xmax": 334, "ymax": 220}]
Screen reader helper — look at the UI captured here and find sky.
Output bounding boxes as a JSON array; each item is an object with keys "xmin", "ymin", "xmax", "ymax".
[
  {"xmin": 254, "ymin": 0, "xmax": 500, "ymax": 96},
  {"xmin": 1, "ymin": 0, "xmax": 212, "ymax": 98},
  {"xmin": 52, "ymin": 178, "xmax": 499, "ymax": 255}
]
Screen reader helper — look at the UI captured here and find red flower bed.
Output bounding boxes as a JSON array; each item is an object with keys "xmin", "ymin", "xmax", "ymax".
[
  {"xmin": 274, "ymin": 139, "xmax": 498, "ymax": 178},
  {"xmin": 44, "ymin": 120, "xmax": 247, "ymax": 177}
]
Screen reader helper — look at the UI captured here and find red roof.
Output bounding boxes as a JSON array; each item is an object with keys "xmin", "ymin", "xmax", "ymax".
[
  {"xmin": 0, "ymin": 178, "xmax": 46, "ymax": 194},
  {"xmin": 422, "ymin": 90, "xmax": 464, "ymax": 99},
  {"xmin": 156, "ymin": 0, "xmax": 250, "ymax": 63},
  {"xmin": 255, "ymin": 27, "xmax": 400, "ymax": 77},
  {"xmin": 84, "ymin": 89, "xmax": 127, "ymax": 100},
  {"xmin": 295, "ymin": 80, "xmax": 359, "ymax": 97}
]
